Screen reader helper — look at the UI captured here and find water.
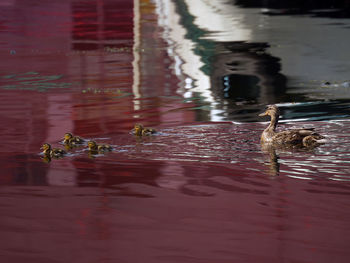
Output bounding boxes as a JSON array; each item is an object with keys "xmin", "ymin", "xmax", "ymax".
[{"xmin": 1, "ymin": 0, "xmax": 350, "ymax": 262}]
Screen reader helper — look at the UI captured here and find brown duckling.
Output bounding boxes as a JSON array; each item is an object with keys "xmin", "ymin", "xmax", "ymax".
[
  {"xmin": 41, "ymin": 143, "xmax": 66, "ymax": 158},
  {"xmin": 259, "ymin": 105, "xmax": 325, "ymax": 146},
  {"xmin": 87, "ymin": 141, "xmax": 112, "ymax": 153},
  {"xmin": 63, "ymin": 132, "xmax": 85, "ymax": 145},
  {"xmin": 132, "ymin": 123, "xmax": 157, "ymax": 136},
  {"xmin": 302, "ymin": 134, "xmax": 326, "ymax": 148}
]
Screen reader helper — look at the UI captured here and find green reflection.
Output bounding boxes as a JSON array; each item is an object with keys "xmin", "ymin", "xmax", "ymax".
[{"xmin": 1, "ymin": 72, "xmax": 73, "ymax": 92}]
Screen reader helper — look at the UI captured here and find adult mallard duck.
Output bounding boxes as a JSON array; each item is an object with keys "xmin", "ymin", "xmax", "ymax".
[
  {"xmin": 259, "ymin": 105, "xmax": 325, "ymax": 147},
  {"xmin": 41, "ymin": 143, "xmax": 66, "ymax": 158},
  {"xmin": 63, "ymin": 132, "xmax": 85, "ymax": 145},
  {"xmin": 87, "ymin": 141, "xmax": 112, "ymax": 153},
  {"xmin": 132, "ymin": 123, "xmax": 157, "ymax": 136}
]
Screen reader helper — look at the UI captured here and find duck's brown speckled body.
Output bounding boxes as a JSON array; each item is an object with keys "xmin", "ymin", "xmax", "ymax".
[
  {"xmin": 132, "ymin": 124, "xmax": 157, "ymax": 136},
  {"xmin": 259, "ymin": 105, "xmax": 325, "ymax": 147}
]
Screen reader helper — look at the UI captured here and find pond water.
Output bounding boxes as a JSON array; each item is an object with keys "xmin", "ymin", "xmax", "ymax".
[{"xmin": 1, "ymin": 0, "xmax": 350, "ymax": 262}]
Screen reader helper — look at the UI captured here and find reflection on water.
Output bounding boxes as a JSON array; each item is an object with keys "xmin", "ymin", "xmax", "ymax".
[
  {"xmin": 160, "ymin": 0, "xmax": 350, "ymax": 122},
  {"xmin": 1, "ymin": 0, "xmax": 350, "ymax": 262}
]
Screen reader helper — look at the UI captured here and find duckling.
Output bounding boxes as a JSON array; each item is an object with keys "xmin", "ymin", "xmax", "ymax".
[
  {"xmin": 63, "ymin": 132, "xmax": 85, "ymax": 145},
  {"xmin": 259, "ymin": 105, "xmax": 325, "ymax": 146},
  {"xmin": 41, "ymin": 143, "xmax": 66, "ymax": 158},
  {"xmin": 132, "ymin": 123, "xmax": 157, "ymax": 136},
  {"xmin": 87, "ymin": 141, "xmax": 112, "ymax": 153},
  {"xmin": 303, "ymin": 134, "xmax": 326, "ymax": 148}
]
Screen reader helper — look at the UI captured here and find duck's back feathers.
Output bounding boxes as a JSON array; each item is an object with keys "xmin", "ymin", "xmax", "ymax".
[
  {"xmin": 50, "ymin": 148, "xmax": 67, "ymax": 158},
  {"xmin": 69, "ymin": 136, "xmax": 85, "ymax": 144},
  {"xmin": 88, "ymin": 141, "xmax": 112, "ymax": 154},
  {"xmin": 142, "ymin": 127, "xmax": 157, "ymax": 136},
  {"xmin": 63, "ymin": 133, "xmax": 85, "ymax": 145},
  {"xmin": 271, "ymin": 129, "xmax": 319, "ymax": 145},
  {"xmin": 97, "ymin": 144, "xmax": 113, "ymax": 152}
]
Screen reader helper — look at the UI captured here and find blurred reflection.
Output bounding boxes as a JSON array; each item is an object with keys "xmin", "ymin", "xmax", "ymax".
[
  {"xmin": 261, "ymin": 140, "xmax": 325, "ymax": 177},
  {"xmin": 211, "ymin": 42, "xmax": 287, "ymax": 121},
  {"xmin": 41, "ymin": 155, "xmax": 52, "ymax": 163},
  {"xmin": 162, "ymin": 0, "xmax": 289, "ymax": 121},
  {"xmin": 261, "ymin": 144, "xmax": 280, "ymax": 177},
  {"xmin": 159, "ymin": 0, "xmax": 350, "ymax": 122}
]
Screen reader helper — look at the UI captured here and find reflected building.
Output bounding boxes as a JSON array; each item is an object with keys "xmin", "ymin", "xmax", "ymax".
[
  {"xmin": 210, "ymin": 41, "xmax": 287, "ymax": 121},
  {"xmin": 155, "ymin": 0, "xmax": 289, "ymax": 122},
  {"xmin": 155, "ymin": 0, "xmax": 350, "ymax": 122}
]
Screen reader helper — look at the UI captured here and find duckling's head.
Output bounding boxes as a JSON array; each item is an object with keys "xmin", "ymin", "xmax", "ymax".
[
  {"xmin": 64, "ymin": 133, "xmax": 73, "ymax": 140},
  {"xmin": 134, "ymin": 123, "xmax": 144, "ymax": 130},
  {"xmin": 134, "ymin": 123, "xmax": 144, "ymax": 134},
  {"xmin": 87, "ymin": 141, "xmax": 97, "ymax": 150},
  {"xmin": 259, "ymin": 105, "xmax": 280, "ymax": 118},
  {"xmin": 303, "ymin": 136, "xmax": 318, "ymax": 147},
  {"xmin": 41, "ymin": 143, "xmax": 51, "ymax": 152}
]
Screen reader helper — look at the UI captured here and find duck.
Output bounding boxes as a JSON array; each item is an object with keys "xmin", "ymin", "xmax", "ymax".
[
  {"xmin": 259, "ymin": 105, "xmax": 325, "ymax": 147},
  {"xmin": 63, "ymin": 132, "xmax": 85, "ymax": 145},
  {"xmin": 132, "ymin": 123, "xmax": 157, "ymax": 136},
  {"xmin": 87, "ymin": 141, "xmax": 112, "ymax": 153},
  {"xmin": 41, "ymin": 143, "xmax": 66, "ymax": 158}
]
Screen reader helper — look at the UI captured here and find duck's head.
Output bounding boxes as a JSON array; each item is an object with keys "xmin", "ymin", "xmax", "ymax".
[
  {"xmin": 87, "ymin": 141, "xmax": 97, "ymax": 150},
  {"xmin": 64, "ymin": 133, "xmax": 73, "ymax": 140},
  {"xmin": 303, "ymin": 136, "xmax": 318, "ymax": 147},
  {"xmin": 134, "ymin": 123, "xmax": 144, "ymax": 133},
  {"xmin": 41, "ymin": 143, "xmax": 51, "ymax": 152},
  {"xmin": 259, "ymin": 105, "xmax": 280, "ymax": 118}
]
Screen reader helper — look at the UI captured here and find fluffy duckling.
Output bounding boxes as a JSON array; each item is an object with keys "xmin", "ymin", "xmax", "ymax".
[
  {"xmin": 132, "ymin": 123, "xmax": 157, "ymax": 136},
  {"xmin": 41, "ymin": 143, "xmax": 66, "ymax": 158},
  {"xmin": 259, "ymin": 105, "xmax": 325, "ymax": 146},
  {"xmin": 302, "ymin": 134, "xmax": 326, "ymax": 148},
  {"xmin": 87, "ymin": 141, "xmax": 112, "ymax": 153},
  {"xmin": 63, "ymin": 132, "xmax": 85, "ymax": 145}
]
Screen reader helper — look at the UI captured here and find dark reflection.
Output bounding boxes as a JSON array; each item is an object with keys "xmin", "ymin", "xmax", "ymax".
[
  {"xmin": 234, "ymin": 0, "xmax": 350, "ymax": 18},
  {"xmin": 280, "ymin": 101, "xmax": 350, "ymax": 120},
  {"xmin": 261, "ymin": 144, "xmax": 280, "ymax": 177},
  {"xmin": 41, "ymin": 155, "xmax": 52, "ymax": 163},
  {"xmin": 261, "ymin": 143, "xmax": 321, "ymax": 177},
  {"xmin": 0, "ymin": 154, "xmax": 49, "ymax": 185},
  {"xmin": 211, "ymin": 42, "xmax": 350, "ymax": 121},
  {"xmin": 211, "ymin": 42, "xmax": 288, "ymax": 121},
  {"xmin": 175, "ymin": 0, "xmax": 350, "ymax": 122}
]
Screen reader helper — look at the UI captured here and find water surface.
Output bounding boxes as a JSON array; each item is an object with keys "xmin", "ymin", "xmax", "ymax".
[{"xmin": 1, "ymin": 1, "xmax": 350, "ymax": 263}]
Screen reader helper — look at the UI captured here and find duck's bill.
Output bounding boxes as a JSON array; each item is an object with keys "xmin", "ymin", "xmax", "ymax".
[{"xmin": 259, "ymin": 111, "xmax": 267, "ymax": 116}]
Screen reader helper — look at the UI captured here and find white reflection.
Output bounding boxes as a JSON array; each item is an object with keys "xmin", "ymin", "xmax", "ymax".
[
  {"xmin": 184, "ymin": 0, "xmax": 252, "ymax": 41},
  {"xmin": 132, "ymin": 0, "xmax": 141, "ymax": 103},
  {"xmin": 153, "ymin": 0, "xmax": 229, "ymax": 121},
  {"xmin": 286, "ymin": 175, "xmax": 313, "ymax": 180}
]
